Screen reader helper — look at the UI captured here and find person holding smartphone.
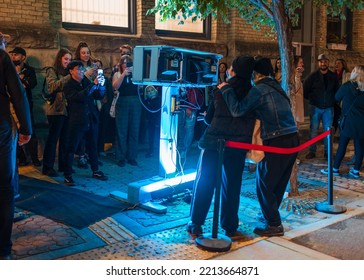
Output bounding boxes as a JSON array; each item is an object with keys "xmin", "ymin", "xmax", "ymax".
[
  {"xmin": 74, "ymin": 42, "xmax": 98, "ymax": 168},
  {"xmin": 112, "ymin": 55, "xmax": 141, "ymax": 167},
  {"xmin": 63, "ymin": 60, "xmax": 107, "ymax": 186}
]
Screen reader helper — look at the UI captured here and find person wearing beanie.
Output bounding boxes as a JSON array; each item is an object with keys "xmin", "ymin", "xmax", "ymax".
[
  {"xmin": 231, "ymin": 56, "xmax": 256, "ymax": 79},
  {"xmin": 254, "ymin": 57, "xmax": 274, "ymax": 77},
  {"xmin": 221, "ymin": 56, "xmax": 299, "ymax": 237},
  {"xmin": 187, "ymin": 56, "xmax": 256, "ymax": 240}
]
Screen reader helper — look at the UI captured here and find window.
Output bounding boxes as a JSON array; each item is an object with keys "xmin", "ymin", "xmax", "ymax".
[
  {"xmin": 326, "ymin": 9, "xmax": 352, "ymax": 47},
  {"xmin": 62, "ymin": 0, "xmax": 136, "ymax": 34},
  {"xmin": 155, "ymin": 3, "xmax": 211, "ymax": 39}
]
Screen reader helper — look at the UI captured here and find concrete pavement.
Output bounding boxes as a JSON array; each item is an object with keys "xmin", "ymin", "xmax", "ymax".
[{"xmin": 11, "ymin": 127, "xmax": 364, "ymax": 260}]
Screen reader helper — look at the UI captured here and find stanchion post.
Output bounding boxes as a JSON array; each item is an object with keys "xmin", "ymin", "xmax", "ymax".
[
  {"xmin": 315, "ymin": 127, "xmax": 347, "ymax": 214},
  {"xmin": 327, "ymin": 127, "xmax": 334, "ymax": 205},
  {"xmin": 195, "ymin": 139, "xmax": 232, "ymax": 252}
]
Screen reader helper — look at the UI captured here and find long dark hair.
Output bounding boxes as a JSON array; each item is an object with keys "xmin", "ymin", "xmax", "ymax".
[
  {"xmin": 74, "ymin": 41, "xmax": 94, "ymax": 67},
  {"xmin": 229, "ymin": 76, "xmax": 252, "ymax": 101},
  {"xmin": 274, "ymin": 57, "xmax": 281, "ymax": 73},
  {"xmin": 53, "ymin": 48, "xmax": 72, "ymax": 76}
]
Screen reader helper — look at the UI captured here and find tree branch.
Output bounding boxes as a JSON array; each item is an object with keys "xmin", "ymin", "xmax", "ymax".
[{"xmin": 249, "ymin": 0, "xmax": 274, "ymax": 20}]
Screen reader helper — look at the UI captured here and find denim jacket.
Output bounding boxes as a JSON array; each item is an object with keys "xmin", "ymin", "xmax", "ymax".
[{"xmin": 221, "ymin": 77, "xmax": 297, "ymax": 140}]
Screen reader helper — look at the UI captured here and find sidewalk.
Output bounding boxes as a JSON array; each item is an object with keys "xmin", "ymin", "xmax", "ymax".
[{"xmin": 12, "ymin": 131, "xmax": 364, "ymax": 260}]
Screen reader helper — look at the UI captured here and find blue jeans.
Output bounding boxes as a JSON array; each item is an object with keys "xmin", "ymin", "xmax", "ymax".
[
  {"xmin": 0, "ymin": 123, "xmax": 17, "ymax": 257},
  {"xmin": 309, "ymin": 105, "xmax": 333, "ymax": 153}
]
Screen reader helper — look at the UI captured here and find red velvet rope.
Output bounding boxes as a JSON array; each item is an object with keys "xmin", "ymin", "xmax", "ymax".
[{"xmin": 225, "ymin": 130, "xmax": 331, "ymax": 154}]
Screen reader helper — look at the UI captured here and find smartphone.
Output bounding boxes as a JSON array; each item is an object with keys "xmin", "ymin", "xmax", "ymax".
[
  {"xmin": 126, "ymin": 62, "xmax": 133, "ymax": 67},
  {"xmin": 97, "ymin": 69, "xmax": 103, "ymax": 76}
]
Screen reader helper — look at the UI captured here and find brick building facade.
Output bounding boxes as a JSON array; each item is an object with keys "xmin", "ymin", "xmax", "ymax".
[{"xmin": 1, "ymin": 0, "xmax": 364, "ymax": 125}]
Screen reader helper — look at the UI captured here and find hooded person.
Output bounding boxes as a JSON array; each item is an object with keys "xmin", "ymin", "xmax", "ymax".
[
  {"xmin": 221, "ymin": 56, "xmax": 299, "ymax": 237},
  {"xmin": 253, "ymin": 57, "xmax": 274, "ymax": 77},
  {"xmin": 187, "ymin": 56, "xmax": 256, "ymax": 241},
  {"xmin": 232, "ymin": 56, "xmax": 256, "ymax": 79}
]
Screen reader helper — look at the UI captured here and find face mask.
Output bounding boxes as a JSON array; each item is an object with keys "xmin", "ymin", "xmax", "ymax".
[
  {"xmin": 13, "ymin": 60, "xmax": 22, "ymax": 66},
  {"xmin": 226, "ymin": 70, "xmax": 233, "ymax": 80},
  {"xmin": 251, "ymin": 72, "xmax": 256, "ymax": 86}
]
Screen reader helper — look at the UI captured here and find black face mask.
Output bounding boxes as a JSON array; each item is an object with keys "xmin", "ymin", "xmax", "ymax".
[{"xmin": 12, "ymin": 60, "xmax": 22, "ymax": 66}]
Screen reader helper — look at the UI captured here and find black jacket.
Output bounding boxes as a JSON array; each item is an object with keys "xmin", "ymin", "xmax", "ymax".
[
  {"xmin": 64, "ymin": 77, "xmax": 106, "ymax": 125},
  {"xmin": 198, "ymin": 76, "xmax": 255, "ymax": 150},
  {"xmin": 0, "ymin": 49, "xmax": 32, "ymax": 135},
  {"xmin": 335, "ymin": 81, "xmax": 364, "ymax": 139},
  {"xmin": 303, "ymin": 69, "xmax": 340, "ymax": 108},
  {"xmin": 18, "ymin": 62, "xmax": 37, "ymax": 110}
]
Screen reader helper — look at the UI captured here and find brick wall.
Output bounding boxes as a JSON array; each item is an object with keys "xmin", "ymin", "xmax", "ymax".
[
  {"xmin": 352, "ymin": 9, "xmax": 364, "ymax": 53},
  {"xmin": 0, "ymin": 0, "xmax": 50, "ymax": 25},
  {"xmin": 1, "ymin": 0, "xmax": 364, "ymax": 126}
]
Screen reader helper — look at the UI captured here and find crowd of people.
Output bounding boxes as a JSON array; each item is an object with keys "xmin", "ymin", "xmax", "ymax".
[
  {"xmin": 2, "ymin": 39, "xmax": 208, "ymax": 186},
  {"xmin": 1, "ymin": 29, "xmax": 363, "ymax": 258}
]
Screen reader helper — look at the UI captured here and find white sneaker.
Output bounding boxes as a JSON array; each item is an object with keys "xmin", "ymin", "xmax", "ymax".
[
  {"xmin": 321, "ymin": 168, "xmax": 339, "ymax": 176},
  {"xmin": 348, "ymin": 168, "xmax": 360, "ymax": 179}
]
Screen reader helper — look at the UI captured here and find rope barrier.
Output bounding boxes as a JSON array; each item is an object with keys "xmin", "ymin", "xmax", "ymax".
[{"xmin": 225, "ymin": 130, "xmax": 330, "ymax": 154}]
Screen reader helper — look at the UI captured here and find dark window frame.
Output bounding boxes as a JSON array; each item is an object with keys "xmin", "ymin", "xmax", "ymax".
[{"xmin": 326, "ymin": 9, "xmax": 352, "ymax": 49}]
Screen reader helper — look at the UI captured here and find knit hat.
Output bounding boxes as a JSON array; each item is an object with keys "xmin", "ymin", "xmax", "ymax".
[
  {"xmin": 254, "ymin": 57, "xmax": 274, "ymax": 76},
  {"xmin": 231, "ymin": 56, "xmax": 255, "ymax": 79}
]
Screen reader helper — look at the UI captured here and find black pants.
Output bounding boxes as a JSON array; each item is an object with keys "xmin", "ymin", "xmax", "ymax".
[
  {"xmin": 256, "ymin": 132, "xmax": 299, "ymax": 226},
  {"xmin": 190, "ymin": 147, "xmax": 246, "ymax": 232},
  {"xmin": 334, "ymin": 135, "xmax": 364, "ymax": 171},
  {"xmin": 64, "ymin": 120, "xmax": 99, "ymax": 177},
  {"xmin": 0, "ymin": 124, "xmax": 17, "ymax": 257},
  {"xmin": 42, "ymin": 115, "xmax": 68, "ymax": 172}
]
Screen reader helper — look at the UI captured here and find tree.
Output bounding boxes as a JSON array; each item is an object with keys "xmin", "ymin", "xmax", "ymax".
[{"xmin": 149, "ymin": 0, "xmax": 364, "ymax": 195}]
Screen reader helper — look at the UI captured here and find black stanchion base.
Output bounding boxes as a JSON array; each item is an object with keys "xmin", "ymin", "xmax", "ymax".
[
  {"xmin": 315, "ymin": 202, "xmax": 347, "ymax": 214},
  {"xmin": 195, "ymin": 233, "xmax": 232, "ymax": 252}
]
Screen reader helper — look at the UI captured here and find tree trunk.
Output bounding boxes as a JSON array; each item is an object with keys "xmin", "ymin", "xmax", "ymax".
[{"xmin": 272, "ymin": 0, "xmax": 299, "ymax": 196}]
